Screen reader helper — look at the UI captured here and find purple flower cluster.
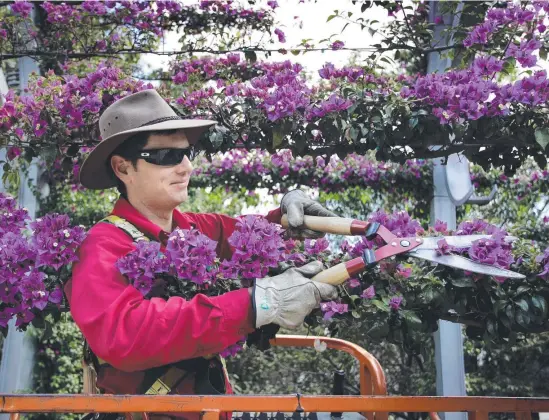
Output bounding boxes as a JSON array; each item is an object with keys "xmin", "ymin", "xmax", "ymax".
[
  {"xmin": 505, "ymin": 38, "xmax": 542, "ymax": 68},
  {"xmin": 0, "ymin": 64, "xmax": 153, "ymax": 141},
  {"xmin": 0, "ymin": 193, "xmax": 85, "ymax": 329},
  {"xmin": 361, "ymin": 285, "xmax": 375, "ymax": 299},
  {"xmin": 468, "ymin": 233, "xmax": 514, "ymax": 276},
  {"xmin": 219, "ymin": 338, "xmax": 246, "ymax": 358},
  {"xmin": 0, "ymin": 193, "xmax": 29, "ymax": 235},
  {"xmin": 115, "ymin": 241, "xmax": 169, "ymax": 296},
  {"xmin": 306, "ymin": 94, "xmax": 353, "ymax": 120},
  {"xmin": 463, "ymin": 3, "xmax": 538, "ymax": 47},
  {"xmin": 369, "ymin": 210, "xmax": 424, "ymax": 238},
  {"xmin": 29, "ymin": 214, "xmax": 87, "ymax": 270},
  {"xmin": 165, "ymin": 229, "xmax": 218, "ymax": 286},
  {"xmin": 320, "ymin": 301, "xmax": 349, "ymax": 319},
  {"xmin": 401, "ymin": 55, "xmax": 549, "ymax": 124},
  {"xmin": 10, "ymin": 1, "xmax": 33, "ymax": 17},
  {"xmin": 221, "ymin": 215, "xmax": 286, "ymax": 280},
  {"xmin": 190, "ymin": 149, "xmax": 428, "ymax": 195},
  {"xmin": 304, "ymin": 237, "xmax": 330, "ymax": 255}
]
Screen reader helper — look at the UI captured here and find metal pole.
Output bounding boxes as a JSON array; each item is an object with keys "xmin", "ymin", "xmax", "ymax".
[
  {"xmin": 427, "ymin": 3, "xmax": 467, "ymax": 420},
  {"xmin": 0, "ymin": 6, "xmax": 40, "ymax": 416}
]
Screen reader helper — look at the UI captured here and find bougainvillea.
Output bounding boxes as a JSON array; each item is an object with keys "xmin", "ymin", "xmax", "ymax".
[{"xmin": 0, "ymin": 193, "xmax": 86, "ymax": 331}]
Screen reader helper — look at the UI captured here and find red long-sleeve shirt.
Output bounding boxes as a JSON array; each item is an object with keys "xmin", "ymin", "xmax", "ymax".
[{"xmin": 65, "ymin": 198, "xmax": 282, "ymax": 413}]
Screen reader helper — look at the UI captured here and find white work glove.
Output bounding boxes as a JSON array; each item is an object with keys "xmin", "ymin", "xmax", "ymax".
[
  {"xmin": 280, "ymin": 189, "xmax": 337, "ymax": 239},
  {"xmin": 252, "ymin": 261, "xmax": 338, "ymax": 330}
]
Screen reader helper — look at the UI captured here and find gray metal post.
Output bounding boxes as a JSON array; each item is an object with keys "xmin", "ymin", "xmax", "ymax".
[
  {"xmin": 428, "ymin": 3, "xmax": 467, "ymax": 420},
  {"xmin": 0, "ymin": 6, "xmax": 40, "ymax": 412}
]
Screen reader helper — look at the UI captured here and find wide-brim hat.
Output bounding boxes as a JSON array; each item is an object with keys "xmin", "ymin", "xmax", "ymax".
[{"xmin": 79, "ymin": 89, "xmax": 216, "ymax": 190}]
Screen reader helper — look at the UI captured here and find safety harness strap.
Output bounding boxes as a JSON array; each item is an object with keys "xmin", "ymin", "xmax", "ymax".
[{"xmin": 82, "ymin": 215, "xmax": 192, "ymax": 396}]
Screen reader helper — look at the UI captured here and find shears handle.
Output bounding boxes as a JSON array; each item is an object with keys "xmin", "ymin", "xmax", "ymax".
[
  {"xmin": 311, "ymin": 257, "xmax": 370, "ymax": 285},
  {"xmin": 281, "ymin": 215, "xmax": 379, "ymax": 237}
]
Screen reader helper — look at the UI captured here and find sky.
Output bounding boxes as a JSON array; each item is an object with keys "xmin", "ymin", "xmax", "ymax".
[{"xmin": 138, "ymin": 0, "xmax": 389, "ymax": 80}]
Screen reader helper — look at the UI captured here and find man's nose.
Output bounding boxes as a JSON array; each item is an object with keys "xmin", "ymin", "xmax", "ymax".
[{"xmin": 175, "ymin": 156, "xmax": 193, "ymax": 172}]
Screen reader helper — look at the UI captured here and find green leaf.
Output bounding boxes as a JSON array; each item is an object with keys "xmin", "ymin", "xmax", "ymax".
[
  {"xmin": 451, "ymin": 277, "xmax": 475, "ymax": 288},
  {"xmin": 531, "ymin": 296, "xmax": 547, "ymax": 317},
  {"xmin": 372, "ymin": 299, "xmax": 389, "ymax": 312},
  {"xmin": 535, "ymin": 128, "xmax": 549, "ymax": 150},
  {"xmin": 327, "ymin": 14, "xmax": 337, "ymax": 22},
  {"xmin": 403, "ymin": 311, "xmax": 422, "ymax": 329},
  {"xmin": 516, "ymin": 311, "xmax": 530, "ymax": 328},
  {"xmin": 516, "ymin": 285, "xmax": 531, "ymax": 295},
  {"xmin": 515, "ymin": 298, "xmax": 529, "ymax": 312},
  {"xmin": 272, "ymin": 127, "xmax": 284, "ymax": 149},
  {"xmin": 541, "ymin": 47, "xmax": 547, "ymax": 61}
]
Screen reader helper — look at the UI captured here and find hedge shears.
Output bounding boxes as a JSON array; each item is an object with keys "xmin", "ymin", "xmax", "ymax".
[{"xmin": 281, "ymin": 215, "xmax": 525, "ymax": 285}]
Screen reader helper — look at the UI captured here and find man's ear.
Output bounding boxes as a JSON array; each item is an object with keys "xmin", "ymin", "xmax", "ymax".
[{"xmin": 111, "ymin": 155, "xmax": 132, "ymax": 181}]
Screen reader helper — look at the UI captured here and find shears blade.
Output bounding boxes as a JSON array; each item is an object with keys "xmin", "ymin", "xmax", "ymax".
[
  {"xmin": 407, "ymin": 248, "xmax": 525, "ymax": 279},
  {"xmin": 416, "ymin": 235, "xmax": 519, "ymax": 251}
]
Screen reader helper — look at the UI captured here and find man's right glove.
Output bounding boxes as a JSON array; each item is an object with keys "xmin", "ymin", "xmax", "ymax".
[{"xmin": 252, "ymin": 261, "xmax": 338, "ymax": 330}]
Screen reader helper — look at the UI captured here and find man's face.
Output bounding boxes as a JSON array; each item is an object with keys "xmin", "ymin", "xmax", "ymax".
[{"xmin": 124, "ymin": 130, "xmax": 194, "ymax": 210}]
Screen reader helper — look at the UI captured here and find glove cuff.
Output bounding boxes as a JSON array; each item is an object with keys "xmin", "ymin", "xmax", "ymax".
[{"xmin": 252, "ymin": 282, "xmax": 280, "ymax": 328}]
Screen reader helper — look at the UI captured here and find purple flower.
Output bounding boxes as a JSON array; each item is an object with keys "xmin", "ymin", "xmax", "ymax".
[
  {"xmin": 331, "ymin": 41, "xmax": 345, "ymax": 50},
  {"xmin": 456, "ymin": 219, "xmax": 489, "ymax": 235},
  {"xmin": 220, "ymin": 338, "xmax": 246, "ymax": 358},
  {"xmin": 48, "ymin": 285, "xmax": 63, "ymax": 305},
  {"xmin": 0, "ymin": 193, "xmax": 30, "ymax": 235},
  {"xmin": 274, "ymin": 28, "xmax": 286, "ymax": 43},
  {"xmin": 0, "ymin": 232, "xmax": 33, "ymax": 284},
  {"xmin": 319, "ymin": 63, "xmax": 336, "ymax": 79},
  {"xmin": 347, "ymin": 278, "xmax": 361, "ymax": 288},
  {"xmin": 20, "ymin": 270, "xmax": 49, "ymax": 310},
  {"xmin": 221, "ymin": 216, "xmax": 286, "ymax": 280},
  {"xmin": 436, "ymin": 239, "xmax": 454, "ymax": 256},
  {"xmin": 14, "ymin": 303, "xmax": 34, "ymax": 327},
  {"xmin": 389, "ymin": 296, "xmax": 403, "ymax": 310},
  {"xmin": 267, "ymin": 1, "xmax": 278, "ymax": 9},
  {"xmin": 0, "ymin": 307, "xmax": 15, "ymax": 328},
  {"xmin": 29, "ymin": 214, "xmax": 87, "ymax": 270},
  {"xmin": 434, "ymin": 220, "xmax": 448, "ymax": 234},
  {"xmin": 304, "ymin": 237, "xmax": 330, "ymax": 255},
  {"xmin": 165, "ymin": 228, "xmax": 218, "ymax": 285},
  {"xmin": 10, "ymin": 1, "xmax": 33, "ymax": 18},
  {"xmin": 396, "ymin": 265, "xmax": 412, "ymax": 279},
  {"xmin": 361, "ymin": 285, "xmax": 375, "ymax": 299},
  {"xmin": 320, "ymin": 301, "xmax": 349, "ymax": 320},
  {"xmin": 117, "ymin": 240, "xmax": 170, "ymax": 295}
]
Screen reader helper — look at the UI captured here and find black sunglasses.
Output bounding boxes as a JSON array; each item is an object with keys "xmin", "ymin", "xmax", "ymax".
[{"xmin": 136, "ymin": 147, "xmax": 198, "ymax": 166}]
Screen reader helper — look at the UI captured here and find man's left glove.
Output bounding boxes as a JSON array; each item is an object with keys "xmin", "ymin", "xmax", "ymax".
[{"xmin": 280, "ymin": 189, "xmax": 337, "ymax": 239}]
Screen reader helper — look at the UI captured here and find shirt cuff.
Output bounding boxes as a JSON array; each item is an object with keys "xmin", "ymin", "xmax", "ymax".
[
  {"xmin": 219, "ymin": 288, "xmax": 255, "ymax": 336},
  {"xmin": 265, "ymin": 207, "xmax": 282, "ymax": 224}
]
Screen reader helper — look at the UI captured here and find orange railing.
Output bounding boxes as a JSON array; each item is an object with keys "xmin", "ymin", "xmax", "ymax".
[
  {"xmin": 2, "ymin": 395, "xmax": 549, "ymax": 420},
  {"xmin": 270, "ymin": 335, "xmax": 387, "ymax": 420},
  {"xmin": 2, "ymin": 335, "xmax": 548, "ymax": 420}
]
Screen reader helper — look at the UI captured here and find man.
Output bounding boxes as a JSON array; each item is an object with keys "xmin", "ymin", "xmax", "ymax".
[{"xmin": 66, "ymin": 89, "xmax": 338, "ymax": 420}]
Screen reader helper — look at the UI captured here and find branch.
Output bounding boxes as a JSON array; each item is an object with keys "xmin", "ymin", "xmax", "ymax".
[{"xmin": 0, "ymin": 43, "xmax": 466, "ymax": 61}]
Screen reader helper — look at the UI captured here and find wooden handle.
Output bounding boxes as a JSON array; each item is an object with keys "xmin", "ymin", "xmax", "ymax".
[
  {"xmin": 311, "ymin": 257, "xmax": 367, "ymax": 285},
  {"xmin": 311, "ymin": 262, "xmax": 351, "ymax": 285},
  {"xmin": 281, "ymin": 215, "xmax": 369, "ymax": 235}
]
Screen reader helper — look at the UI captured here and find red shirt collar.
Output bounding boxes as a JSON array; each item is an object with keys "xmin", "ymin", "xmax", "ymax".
[{"xmin": 111, "ymin": 197, "xmax": 192, "ymax": 244}]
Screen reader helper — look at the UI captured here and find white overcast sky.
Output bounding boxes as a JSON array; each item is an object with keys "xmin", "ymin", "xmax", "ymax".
[{"xmin": 139, "ymin": 0, "xmax": 389, "ymax": 80}]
